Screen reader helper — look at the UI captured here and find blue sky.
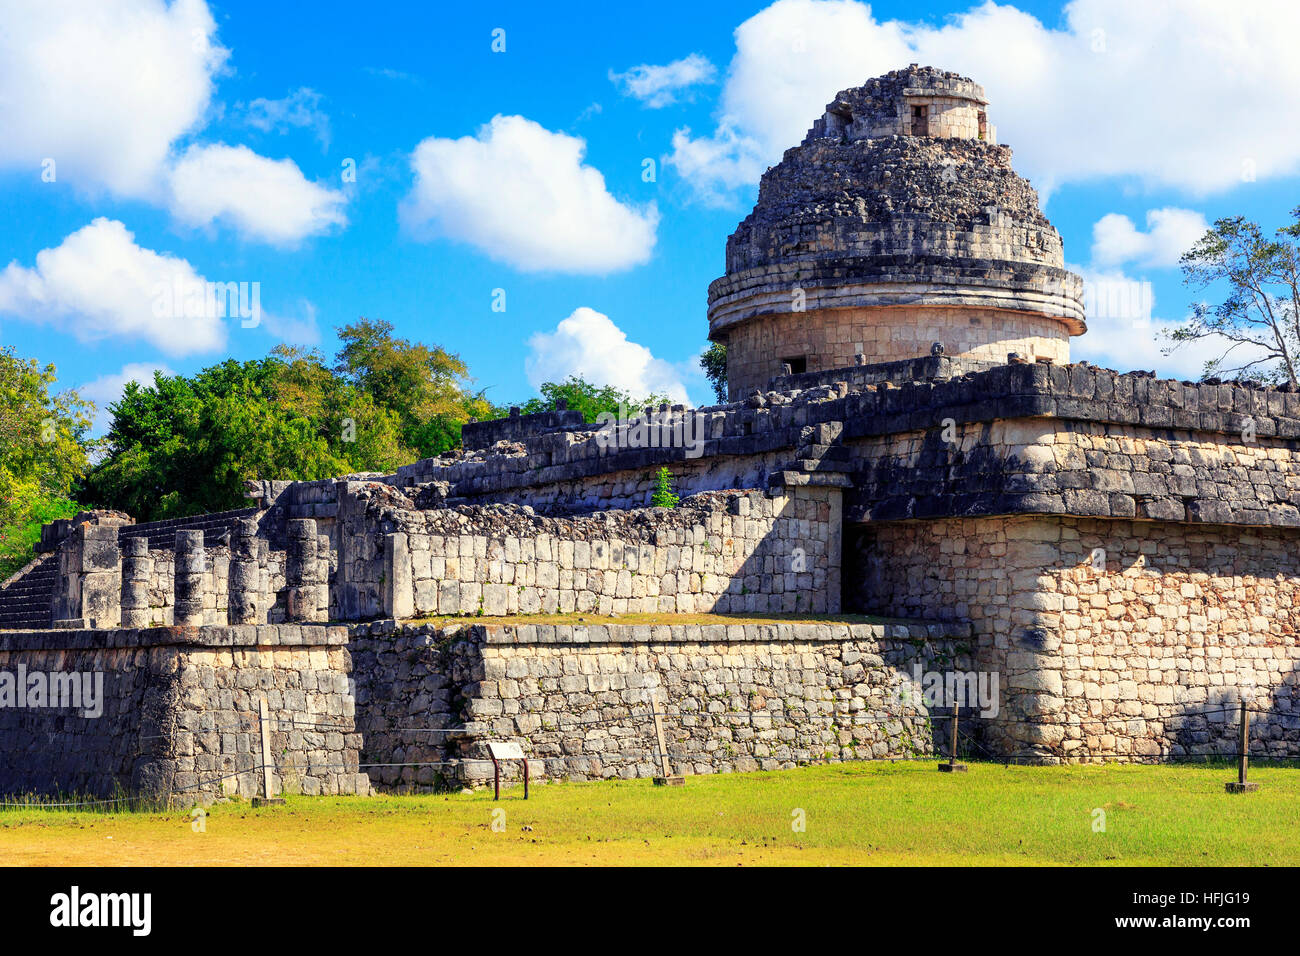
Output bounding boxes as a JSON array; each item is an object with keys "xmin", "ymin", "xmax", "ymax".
[{"xmin": 2, "ymin": 0, "xmax": 1299, "ymax": 433}]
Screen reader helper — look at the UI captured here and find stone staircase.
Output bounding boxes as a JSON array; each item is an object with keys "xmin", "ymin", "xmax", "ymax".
[
  {"xmin": 118, "ymin": 506, "xmax": 258, "ymax": 551},
  {"xmin": 0, "ymin": 553, "xmax": 58, "ymax": 630}
]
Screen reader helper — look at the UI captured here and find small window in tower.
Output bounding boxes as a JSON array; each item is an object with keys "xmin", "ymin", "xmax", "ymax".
[
  {"xmin": 826, "ymin": 108, "xmax": 851, "ymax": 139},
  {"xmin": 781, "ymin": 356, "xmax": 808, "ymax": 375},
  {"xmin": 911, "ymin": 104, "xmax": 929, "ymax": 136},
  {"xmin": 977, "ymin": 110, "xmax": 987, "ymax": 141}
]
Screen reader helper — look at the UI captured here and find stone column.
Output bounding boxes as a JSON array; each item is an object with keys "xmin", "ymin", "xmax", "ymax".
[
  {"xmin": 173, "ymin": 530, "xmax": 207, "ymax": 627},
  {"xmin": 286, "ymin": 519, "xmax": 325, "ymax": 622},
  {"xmin": 120, "ymin": 537, "xmax": 153, "ymax": 628},
  {"xmin": 384, "ymin": 532, "xmax": 414, "ymax": 620},
  {"xmin": 80, "ymin": 525, "xmax": 122, "ymax": 629},
  {"xmin": 228, "ymin": 517, "xmax": 260, "ymax": 625},
  {"xmin": 317, "ymin": 533, "xmax": 333, "ymax": 621}
]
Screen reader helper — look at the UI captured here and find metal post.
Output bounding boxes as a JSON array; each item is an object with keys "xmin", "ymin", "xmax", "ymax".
[
  {"xmin": 523, "ymin": 758, "xmax": 529, "ymax": 800},
  {"xmin": 492, "ymin": 753, "xmax": 501, "ymax": 801}
]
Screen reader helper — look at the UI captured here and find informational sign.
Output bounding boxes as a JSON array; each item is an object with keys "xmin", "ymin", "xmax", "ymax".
[{"xmin": 486, "ymin": 741, "xmax": 524, "ymax": 760}]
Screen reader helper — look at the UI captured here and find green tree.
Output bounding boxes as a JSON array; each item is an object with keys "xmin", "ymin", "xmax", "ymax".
[
  {"xmin": 0, "ymin": 348, "xmax": 93, "ymax": 577},
  {"xmin": 699, "ymin": 342, "xmax": 728, "ymax": 403},
  {"xmin": 333, "ymin": 318, "xmax": 492, "ymax": 456},
  {"xmin": 1166, "ymin": 207, "xmax": 1300, "ymax": 384},
  {"xmin": 83, "ymin": 352, "xmax": 411, "ymax": 522},
  {"xmin": 512, "ymin": 376, "xmax": 672, "ymax": 423}
]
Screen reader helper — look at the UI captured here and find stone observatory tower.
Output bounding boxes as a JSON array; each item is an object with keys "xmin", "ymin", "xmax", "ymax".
[{"xmin": 707, "ymin": 65, "xmax": 1085, "ymax": 400}]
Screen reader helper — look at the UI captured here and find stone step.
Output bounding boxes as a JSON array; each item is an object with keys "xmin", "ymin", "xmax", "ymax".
[{"xmin": 0, "ymin": 553, "xmax": 58, "ymax": 627}]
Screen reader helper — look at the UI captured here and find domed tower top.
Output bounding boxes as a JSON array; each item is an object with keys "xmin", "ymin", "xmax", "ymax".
[
  {"xmin": 806, "ymin": 64, "xmax": 994, "ymax": 144},
  {"xmin": 707, "ymin": 66, "xmax": 1085, "ymax": 401}
]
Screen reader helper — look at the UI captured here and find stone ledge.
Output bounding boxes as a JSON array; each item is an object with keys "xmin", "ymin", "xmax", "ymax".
[
  {"xmin": 480, "ymin": 620, "xmax": 971, "ymax": 646},
  {"xmin": 346, "ymin": 618, "xmax": 972, "ymax": 646},
  {"xmin": 0, "ymin": 623, "xmax": 348, "ymax": 652},
  {"xmin": 394, "ymin": 362, "xmax": 1300, "ymax": 506},
  {"xmin": 340, "ymin": 616, "xmax": 972, "ymax": 647}
]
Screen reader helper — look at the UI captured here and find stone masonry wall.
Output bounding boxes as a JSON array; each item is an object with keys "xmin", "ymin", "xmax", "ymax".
[
  {"xmin": 847, "ymin": 413, "xmax": 1300, "ymax": 528},
  {"xmin": 723, "ymin": 304, "xmax": 1068, "ymax": 398},
  {"xmin": 0, "ymin": 625, "xmax": 364, "ymax": 802},
  {"xmin": 850, "ymin": 516, "xmax": 1300, "ymax": 762},
  {"xmin": 338, "ymin": 487, "xmax": 842, "ymax": 621},
  {"xmin": 348, "ymin": 619, "xmax": 973, "ymax": 791}
]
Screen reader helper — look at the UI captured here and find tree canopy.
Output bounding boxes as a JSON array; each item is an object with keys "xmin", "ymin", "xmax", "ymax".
[
  {"xmin": 334, "ymin": 319, "xmax": 493, "ymax": 457},
  {"xmin": 699, "ymin": 342, "xmax": 727, "ymax": 403},
  {"xmin": 509, "ymin": 376, "xmax": 672, "ymax": 423},
  {"xmin": 2, "ymin": 328, "xmax": 684, "ymax": 575},
  {"xmin": 0, "ymin": 347, "xmax": 93, "ymax": 577},
  {"xmin": 1166, "ymin": 207, "xmax": 1300, "ymax": 384},
  {"xmin": 83, "ymin": 322, "xmax": 490, "ymax": 522}
]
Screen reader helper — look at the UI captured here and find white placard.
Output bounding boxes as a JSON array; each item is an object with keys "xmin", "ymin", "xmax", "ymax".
[{"xmin": 486, "ymin": 741, "xmax": 524, "ymax": 760}]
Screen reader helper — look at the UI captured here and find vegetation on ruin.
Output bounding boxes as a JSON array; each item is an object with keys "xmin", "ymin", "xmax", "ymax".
[
  {"xmin": 3, "ymin": 762, "xmax": 1299, "ymax": 866},
  {"xmin": 651, "ymin": 466, "xmax": 680, "ymax": 508}
]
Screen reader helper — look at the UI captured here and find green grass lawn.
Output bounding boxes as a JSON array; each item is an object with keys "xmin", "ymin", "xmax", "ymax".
[{"xmin": 1, "ymin": 760, "xmax": 1295, "ymax": 866}]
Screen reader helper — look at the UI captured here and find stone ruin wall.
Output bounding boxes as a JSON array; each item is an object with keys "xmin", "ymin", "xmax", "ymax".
[
  {"xmin": 46, "ymin": 515, "xmax": 335, "ymax": 632},
  {"xmin": 336, "ymin": 487, "xmax": 843, "ymax": 621},
  {"xmin": 851, "ymin": 516, "xmax": 1300, "ymax": 763},
  {"xmin": 348, "ymin": 619, "xmax": 972, "ymax": 791},
  {"xmin": 806, "ymin": 67, "xmax": 990, "ymax": 143},
  {"xmin": 12, "ymin": 356, "xmax": 1300, "ymax": 789},
  {"xmin": 0, "ymin": 624, "xmax": 364, "ymax": 802}
]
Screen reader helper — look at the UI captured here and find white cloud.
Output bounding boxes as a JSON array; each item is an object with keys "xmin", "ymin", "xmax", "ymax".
[
  {"xmin": 80, "ymin": 362, "xmax": 175, "ymax": 436},
  {"xmin": 0, "ymin": 0, "xmax": 227, "ymax": 197},
  {"xmin": 0, "ymin": 218, "xmax": 227, "ymax": 356},
  {"xmin": 242, "ymin": 87, "xmax": 331, "ymax": 148},
  {"xmin": 0, "ymin": 1, "xmax": 347, "ymax": 245},
  {"xmin": 669, "ymin": 0, "xmax": 1300, "ymax": 202},
  {"xmin": 610, "ymin": 53, "xmax": 717, "ymax": 107},
  {"xmin": 667, "ymin": 124, "xmax": 768, "ymax": 206},
  {"xmin": 526, "ymin": 307, "xmax": 691, "ymax": 402},
  {"xmin": 167, "ymin": 144, "xmax": 348, "ymax": 245},
  {"xmin": 1072, "ymin": 266, "xmax": 1271, "ymax": 379},
  {"xmin": 1091, "ymin": 208, "xmax": 1209, "ymax": 270},
  {"xmin": 402, "ymin": 115, "xmax": 658, "ymax": 273}
]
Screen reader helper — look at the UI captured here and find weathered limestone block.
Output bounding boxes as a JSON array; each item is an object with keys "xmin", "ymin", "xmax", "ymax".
[{"xmin": 384, "ymin": 532, "xmax": 414, "ymax": 620}]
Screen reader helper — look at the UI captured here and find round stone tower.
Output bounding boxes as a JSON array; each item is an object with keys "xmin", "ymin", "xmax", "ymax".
[{"xmin": 707, "ymin": 65, "xmax": 1085, "ymax": 400}]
